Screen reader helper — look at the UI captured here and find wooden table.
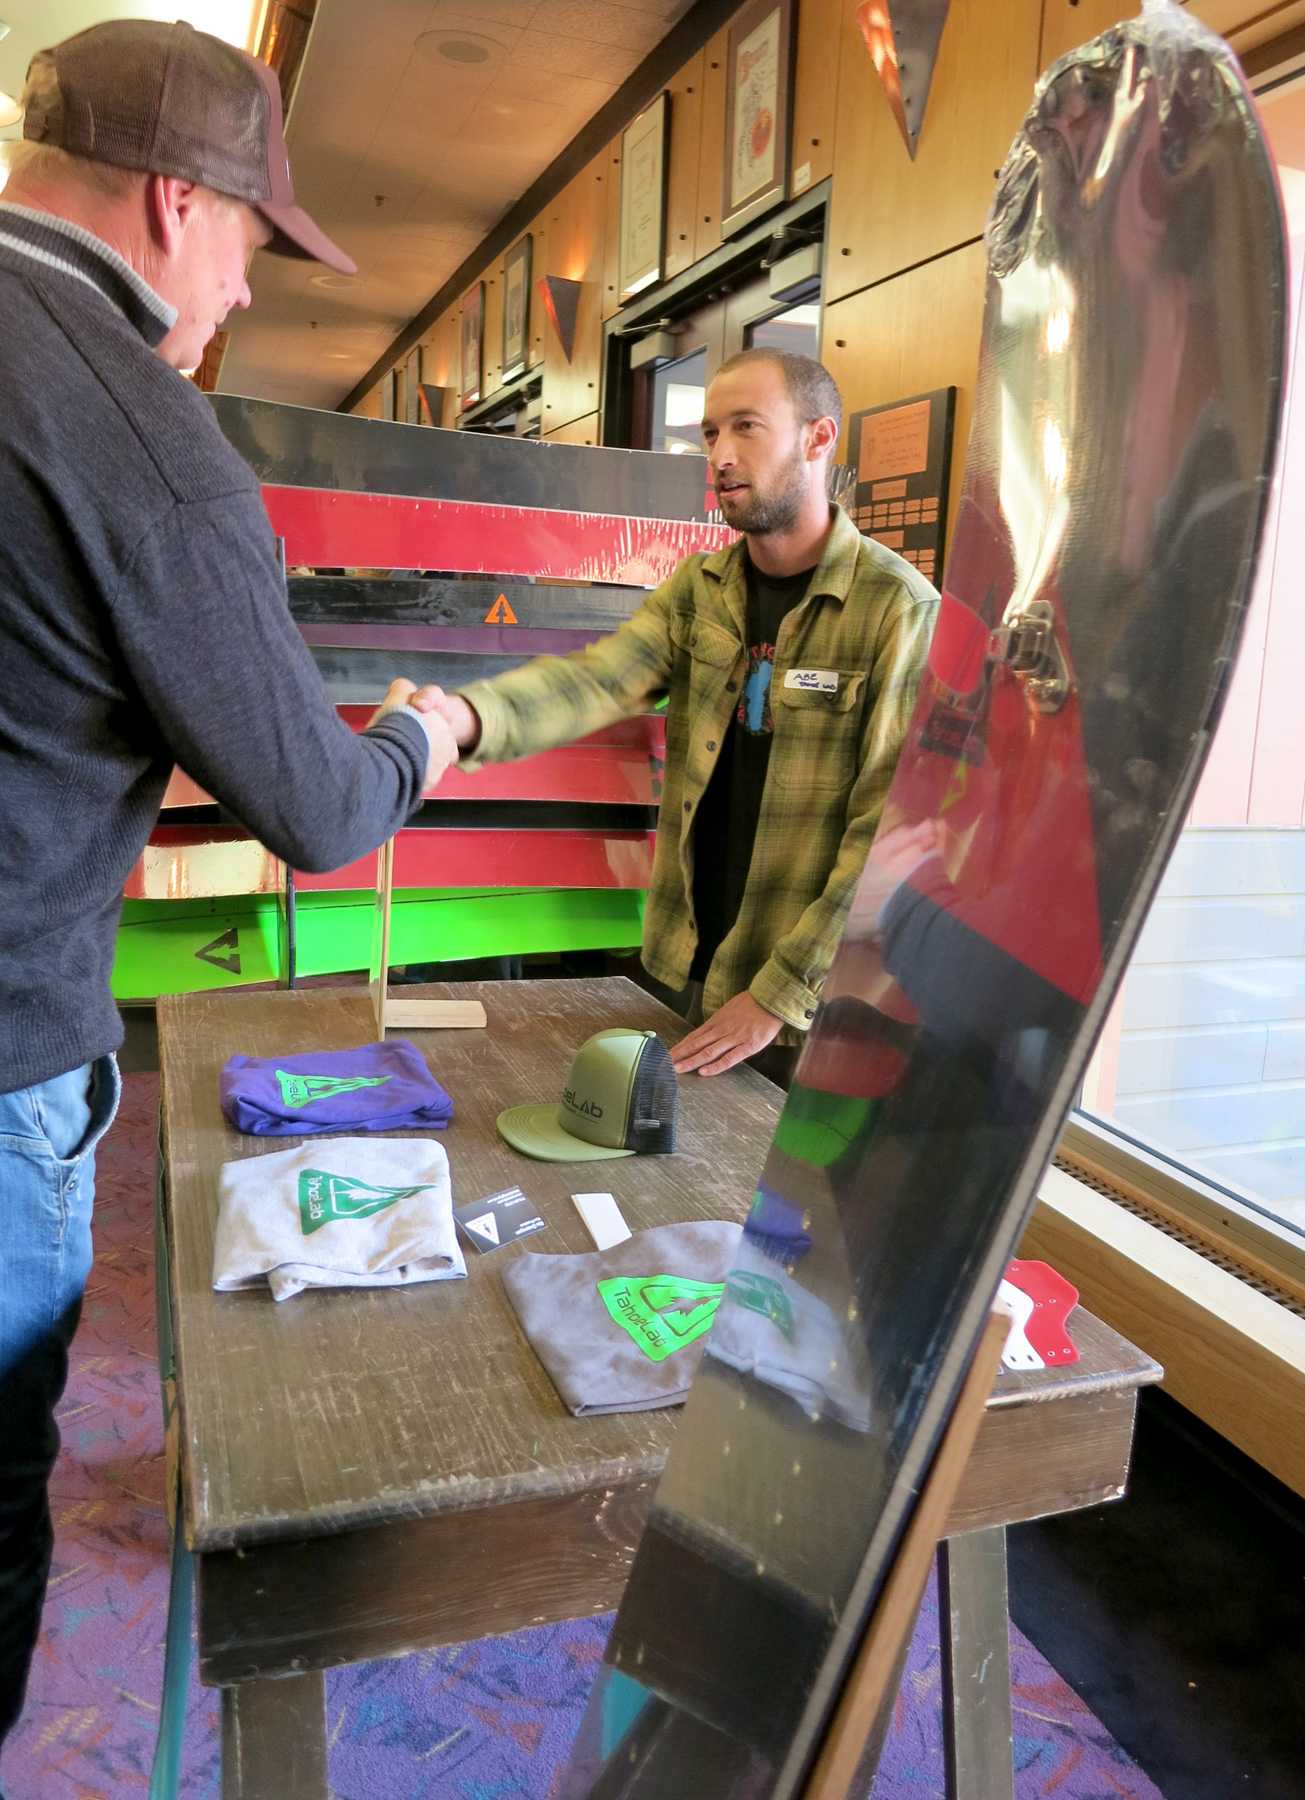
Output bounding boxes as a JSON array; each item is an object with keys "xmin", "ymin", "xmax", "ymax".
[{"xmin": 158, "ymin": 978, "xmax": 1162, "ymax": 1800}]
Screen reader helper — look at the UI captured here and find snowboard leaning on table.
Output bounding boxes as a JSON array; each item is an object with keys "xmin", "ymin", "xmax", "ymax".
[{"xmin": 558, "ymin": 6, "xmax": 1287, "ymax": 1799}]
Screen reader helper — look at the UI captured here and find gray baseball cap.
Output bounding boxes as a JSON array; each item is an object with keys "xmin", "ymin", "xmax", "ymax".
[{"xmin": 23, "ymin": 19, "xmax": 355, "ymax": 274}]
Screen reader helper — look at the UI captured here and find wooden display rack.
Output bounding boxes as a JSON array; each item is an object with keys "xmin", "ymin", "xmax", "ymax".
[{"xmin": 368, "ymin": 837, "xmax": 488, "ymax": 1038}]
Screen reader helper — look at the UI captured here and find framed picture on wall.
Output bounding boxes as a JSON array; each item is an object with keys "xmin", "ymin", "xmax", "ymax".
[
  {"xmin": 619, "ymin": 91, "xmax": 669, "ymax": 303},
  {"xmin": 381, "ymin": 369, "xmax": 396, "ymax": 422},
  {"xmin": 460, "ymin": 280, "xmax": 484, "ymax": 411},
  {"xmin": 721, "ymin": 0, "xmax": 795, "ymax": 239},
  {"xmin": 502, "ymin": 235, "xmax": 532, "ymax": 382}
]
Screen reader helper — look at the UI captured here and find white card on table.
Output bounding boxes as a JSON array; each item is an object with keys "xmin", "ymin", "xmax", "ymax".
[{"xmin": 572, "ymin": 1192, "xmax": 631, "ymax": 1251}]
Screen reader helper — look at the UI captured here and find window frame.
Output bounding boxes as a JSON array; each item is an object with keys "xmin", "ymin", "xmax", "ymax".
[{"xmin": 1063, "ymin": 1109, "xmax": 1305, "ymax": 1301}]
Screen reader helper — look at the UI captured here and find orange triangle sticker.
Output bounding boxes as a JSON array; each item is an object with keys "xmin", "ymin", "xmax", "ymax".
[{"xmin": 485, "ymin": 594, "xmax": 518, "ymax": 625}]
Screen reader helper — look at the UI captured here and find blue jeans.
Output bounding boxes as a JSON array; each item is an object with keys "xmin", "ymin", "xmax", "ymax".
[{"xmin": 0, "ymin": 1056, "xmax": 120, "ymax": 1754}]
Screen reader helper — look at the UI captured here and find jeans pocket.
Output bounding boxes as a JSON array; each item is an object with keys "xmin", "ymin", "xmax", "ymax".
[
  {"xmin": 81, "ymin": 1055, "xmax": 122, "ymax": 1163},
  {"xmin": 29, "ymin": 1055, "xmax": 120, "ymax": 1167},
  {"xmin": 0, "ymin": 1059, "xmax": 119, "ymax": 1371}
]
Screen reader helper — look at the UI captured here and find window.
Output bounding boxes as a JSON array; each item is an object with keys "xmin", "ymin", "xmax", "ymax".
[
  {"xmin": 1077, "ymin": 75, "xmax": 1305, "ymax": 1255},
  {"xmin": 747, "ymin": 300, "xmax": 820, "ymax": 359},
  {"xmin": 650, "ymin": 348, "xmax": 707, "ymax": 456}
]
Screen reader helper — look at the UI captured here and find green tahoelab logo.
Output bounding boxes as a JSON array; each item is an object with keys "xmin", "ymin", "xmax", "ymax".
[
  {"xmin": 298, "ymin": 1169, "xmax": 434, "ymax": 1235},
  {"xmin": 726, "ymin": 1269, "xmax": 796, "ymax": 1343},
  {"xmin": 596, "ymin": 1274, "xmax": 725, "ymax": 1363},
  {"xmin": 276, "ymin": 1069, "xmax": 392, "ymax": 1109}
]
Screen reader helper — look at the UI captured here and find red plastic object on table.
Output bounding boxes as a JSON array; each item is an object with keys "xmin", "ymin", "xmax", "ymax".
[{"xmin": 1003, "ymin": 1258, "xmax": 1080, "ymax": 1368}]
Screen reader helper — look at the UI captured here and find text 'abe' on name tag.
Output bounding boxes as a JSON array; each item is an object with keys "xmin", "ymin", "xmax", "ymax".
[
  {"xmin": 454, "ymin": 1187, "xmax": 546, "ymax": 1253},
  {"xmin": 784, "ymin": 668, "xmax": 840, "ymax": 695}
]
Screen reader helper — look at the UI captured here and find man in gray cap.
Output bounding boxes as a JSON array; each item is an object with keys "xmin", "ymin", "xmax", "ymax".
[{"xmin": 0, "ymin": 21, "xmax": 457, "ymax": 1749}]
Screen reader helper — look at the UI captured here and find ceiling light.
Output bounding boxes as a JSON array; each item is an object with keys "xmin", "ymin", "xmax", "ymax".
[
  {"xmin": 0, "ymin": 91, "xmax": 22, "ymax": 130},
  {"xmin": 415, "ymin": 29, "xmax": 507, "ymax": 69},
  {"xmin": 0, "ymin": 22, "xmax": 11, "ymax": 43}
]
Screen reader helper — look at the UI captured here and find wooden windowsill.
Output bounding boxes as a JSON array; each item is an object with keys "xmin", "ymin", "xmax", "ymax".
[{"xmin": 1021, "ymin": 1164, "xmax": 1305, "ymax": 1499}]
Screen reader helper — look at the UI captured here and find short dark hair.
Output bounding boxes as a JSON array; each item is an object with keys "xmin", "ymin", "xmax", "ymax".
[{"xmin": 714, "ymin": 347, "xmax": 843, "ymax": 437}]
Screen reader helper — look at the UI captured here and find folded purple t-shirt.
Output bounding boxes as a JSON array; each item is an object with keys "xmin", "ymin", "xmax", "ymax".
[{"xmin": 220, "ymin": 1039, "xmax": 453, "ymax": 1136}]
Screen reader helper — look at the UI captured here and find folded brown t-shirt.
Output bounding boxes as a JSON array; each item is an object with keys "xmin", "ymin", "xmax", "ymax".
[{"xmin": 501, "ymin": 1220, "xmax": 742, "ymax": 1416}]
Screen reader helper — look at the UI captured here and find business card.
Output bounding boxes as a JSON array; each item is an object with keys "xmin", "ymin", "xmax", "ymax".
[{"xmin": 454, "ymin": 1186, "xmax": 547, "ymax": 1253}]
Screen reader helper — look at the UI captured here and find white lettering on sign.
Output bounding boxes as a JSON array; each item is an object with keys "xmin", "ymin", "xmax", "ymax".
[{"xmin": 784, "ymin": 668, "xmax": 840, "ymax": 695}]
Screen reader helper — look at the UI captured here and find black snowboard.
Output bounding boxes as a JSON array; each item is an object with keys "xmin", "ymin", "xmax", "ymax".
[{"xmin": 558, "ymin": 8, "xmax": 1287, "ymax": 1799}]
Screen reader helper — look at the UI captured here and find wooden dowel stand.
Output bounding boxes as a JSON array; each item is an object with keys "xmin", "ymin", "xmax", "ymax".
[
  {"xmin": 369, "ymin": 837, "xmax": 486, "ymax": 1037},
  {"xmin": 799, "ymin": 1305, "xmax": 1012, "ymax": 1800}
]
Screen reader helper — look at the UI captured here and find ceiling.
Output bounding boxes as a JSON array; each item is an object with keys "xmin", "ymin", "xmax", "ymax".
[{"xmin": 218, "ymin": 0, "xmax": 694, "ymax": 410}]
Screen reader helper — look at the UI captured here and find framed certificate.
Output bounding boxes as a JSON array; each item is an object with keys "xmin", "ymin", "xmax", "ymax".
[
  {"xmin": 619, "ymin": 91, "xmax": 669, "ymax": 303},
  {"xmin": 721, "ymin": 0, "xmax": 795, "ymax": 239},
  {"xmin": 460, "ymin": 280, "xmax": 484, "ymax": 411},
  {"xmin": 501, "ymin": 235, "xmax": 532, "ymax": 382}
]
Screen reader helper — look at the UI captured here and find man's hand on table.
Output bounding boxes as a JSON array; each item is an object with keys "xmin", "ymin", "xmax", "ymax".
[
  {"xmin": 670, "ymin": 991, "xmax": 783, "ymax": 1078},
  {"xmin": 369, "ymin": 678, "xmax": 461, "ymax": 790},
  {"xmin": 409, "ymin": 685, "xmax": 483, "ymax": 754}
]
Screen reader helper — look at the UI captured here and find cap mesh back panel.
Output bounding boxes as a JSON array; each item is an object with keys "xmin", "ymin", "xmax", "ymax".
[
  {"xmin": 43, "ymin": 24, "xmax": 270, "ymax": 200},
  {"xmin": 624, "ymin": 1037, "xmax": 678, "ymax": 1154},
  {"xmin": 155, "ymin": 34, "xmax": 271, "ymax": 201}
]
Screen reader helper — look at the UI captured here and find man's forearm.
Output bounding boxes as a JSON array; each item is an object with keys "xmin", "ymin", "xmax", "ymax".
[{"xmin": 450, "ymin": 591, "xmax": 677, "ymax": 767}]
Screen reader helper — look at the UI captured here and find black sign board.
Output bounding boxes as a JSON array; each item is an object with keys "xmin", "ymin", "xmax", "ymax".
[{"xmin": 845, "ymin": 387, "xmax": 956, "ymax": 588}]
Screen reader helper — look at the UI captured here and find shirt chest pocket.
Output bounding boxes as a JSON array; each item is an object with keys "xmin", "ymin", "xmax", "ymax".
[
  {"xmin": 773, "ymin": 669, "xmax": 868, "ymax": 790},
  {"xmin": 671, "ymin": 617, "xmax": 741, "ymax": 668}
]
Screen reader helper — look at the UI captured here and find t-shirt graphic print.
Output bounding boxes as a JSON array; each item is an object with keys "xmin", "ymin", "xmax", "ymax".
[{"xmin": 741, "ymin": 639, "xmax": 777, "ymax": 735}]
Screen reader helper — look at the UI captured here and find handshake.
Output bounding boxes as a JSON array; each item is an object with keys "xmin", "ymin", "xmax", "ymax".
[{"xmin": 370, "ymin": 681, "xmax": 482, "ymax": 792}]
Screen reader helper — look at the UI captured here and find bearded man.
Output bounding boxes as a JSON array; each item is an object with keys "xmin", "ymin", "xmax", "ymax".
[{"xmin": 426, "ymin": 349, "xmax": 939, "ymax": 1086}]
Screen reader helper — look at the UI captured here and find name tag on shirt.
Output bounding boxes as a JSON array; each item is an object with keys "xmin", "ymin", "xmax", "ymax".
[{"xmin": 784, "ymin": 668, "xmax": 840, "ymax": 695}]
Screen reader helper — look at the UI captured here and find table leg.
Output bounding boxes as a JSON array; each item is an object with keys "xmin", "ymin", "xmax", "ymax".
[
  {"xmin": 937, "ymin": 1527, "xmax": 1014, "ymax": 1800},
  {"xmin": 220, "ymin": 1670, "xmax": 328, "ymax": 1800}
]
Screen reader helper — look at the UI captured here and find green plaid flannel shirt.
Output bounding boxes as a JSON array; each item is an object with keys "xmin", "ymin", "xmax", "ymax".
[{"xmin": 458, "ymin": 505, "xmax": 938, "ymax": 1041}]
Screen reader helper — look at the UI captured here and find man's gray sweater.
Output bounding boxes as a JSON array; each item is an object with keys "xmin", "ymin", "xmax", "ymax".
[{"xmin": 0, "ymin": 203, "xmax": 430, "ymax": 1094}]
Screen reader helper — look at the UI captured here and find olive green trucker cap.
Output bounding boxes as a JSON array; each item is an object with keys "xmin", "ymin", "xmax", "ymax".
[{"xmin": 496, "ymin": 1029, "xmax": 679, "ymax": 1162}]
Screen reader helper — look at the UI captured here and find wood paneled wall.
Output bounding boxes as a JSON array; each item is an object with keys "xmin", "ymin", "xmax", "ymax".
[
  {"xmin": 664, "ymin": 51, "xmax": 705, "ymax": 282},
  {"xmin": 421, "ymin": 308, "xmax": 461, "ymax": 428},
  {"xmin": 360, "ymin": 0, "xmax": 1287, "ymax": 523},
  {"xmin": 544, "ymin": 410, "xmax": 600, "ymax": 445},
  {"xmin": 823, "ymin": 242, "xmax": 988, "ymax": 544},
  {"xmin": 541, "ymin": 149, "xmax": 609, "ymax": 433},
  {"xmin": 694, "ymin": 27, "xmax": 730, "ymax": 263},
  {"xmin": 826, "ymin": 0, "xmax": 1040, "ymax": 305},
  {"xmin": 790, "ymin": 0, "xmax": 841, "ymax": 196}
]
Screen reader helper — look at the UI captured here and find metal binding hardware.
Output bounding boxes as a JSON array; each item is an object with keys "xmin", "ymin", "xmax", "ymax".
[{"xmin": 988, "ymin": 597, "xmax": 1071, "ymax": 712}]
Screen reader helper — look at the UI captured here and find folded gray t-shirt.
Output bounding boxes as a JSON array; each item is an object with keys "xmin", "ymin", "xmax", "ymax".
[
  {"xmin": 501, "ymin": 1220, "xmax": 742, "ymax": 1416},
  {"xmin": 705, "ymin": 1240, "xmax": 873, "ymax": 1433}
]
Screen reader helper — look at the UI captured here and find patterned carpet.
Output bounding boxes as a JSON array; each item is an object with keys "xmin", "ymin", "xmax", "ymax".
[{"xmin": 1, "ymin": 1072, "xmax": 1167, "ymax": 1800}]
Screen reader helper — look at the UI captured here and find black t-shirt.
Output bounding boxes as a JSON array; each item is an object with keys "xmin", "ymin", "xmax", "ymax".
[{"xmin": 690, "ymin": 556, "xmax": 817, "ymax": 981}]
